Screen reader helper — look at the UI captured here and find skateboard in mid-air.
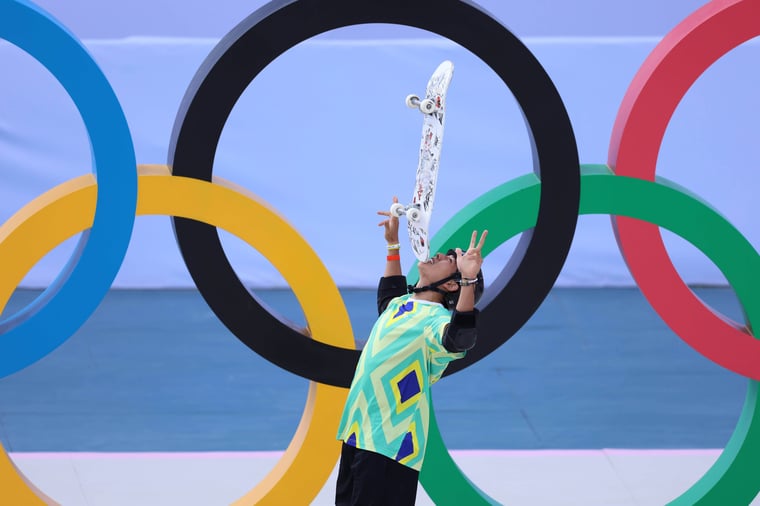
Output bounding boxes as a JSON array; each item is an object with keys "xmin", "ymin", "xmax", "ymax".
[{"xmin": 390, "ymin": 60, "xmax": 454, "ymax": 262}]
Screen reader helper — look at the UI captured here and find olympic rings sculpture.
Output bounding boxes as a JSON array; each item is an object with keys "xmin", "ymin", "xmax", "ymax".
[{"xmin": 0, "ymin": 0, "xmax": 759, "ymax": 504}]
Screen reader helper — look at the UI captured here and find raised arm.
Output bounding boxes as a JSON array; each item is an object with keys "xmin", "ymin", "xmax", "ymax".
[
  {"xmin": 379, "ymin": 196, "xmax": 402, "ymax": 278},
  {"xmin": 452, "ymin": 230, "xmax": 488, "ymax": 313},
  {"xmin": 376, "ymin": 196, "xmax": 407, "ymax": 314},
  {"xmin": 443, "ymin": 230, "xmax": 488, "ymax": 352}
]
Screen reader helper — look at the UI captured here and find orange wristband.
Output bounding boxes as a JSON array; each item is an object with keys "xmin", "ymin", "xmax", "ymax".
[{"xmin": 386, "ymin": 254, "xmax": 400, "ymax": 261}]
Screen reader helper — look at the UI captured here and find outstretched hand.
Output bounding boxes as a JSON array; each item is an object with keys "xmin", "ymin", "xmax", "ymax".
[
  {"xmin": 377, "ymin": 196, "xmax": 400, "ymax": 245},
  {"xmin": 455, "ymin": 230, "xmax": 488, "ymax": 279}
]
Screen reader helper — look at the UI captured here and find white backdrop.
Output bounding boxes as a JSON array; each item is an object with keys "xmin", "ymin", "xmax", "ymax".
[{"xmin": 0, "ymin": 0, "xmax": 758, "ymax": 288}]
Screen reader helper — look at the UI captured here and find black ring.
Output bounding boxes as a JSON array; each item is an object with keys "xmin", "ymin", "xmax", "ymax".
[{"xmin": 169, "ymin": 0, "xmax": 579, "ymax": 387}]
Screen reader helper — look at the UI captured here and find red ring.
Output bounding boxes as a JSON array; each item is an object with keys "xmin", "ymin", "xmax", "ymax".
[{"xmin": 609, "ymin": 0, "xmax": 760, "ymax": 378}]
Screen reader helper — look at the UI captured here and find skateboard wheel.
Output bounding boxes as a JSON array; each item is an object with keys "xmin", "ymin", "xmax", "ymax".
[
  {"xmin": 390, "ymin": 202, "xmax": 406, "ymax": 217},
  {"xmin": 407, "ymin": 207, "xmax": 422, "ymax": 222},
  {"xmin": 405, "ymin": 94, "xmax": 420, "ymax": 109},
  {"xmin": 419, "ymin": 98, "xmax": 436, "ymax": 114}
]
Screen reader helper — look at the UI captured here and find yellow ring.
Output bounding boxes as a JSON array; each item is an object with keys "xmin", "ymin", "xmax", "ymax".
[{"xmin": 0, "ymin": 165, "xmax": 353, "ymax": 505}]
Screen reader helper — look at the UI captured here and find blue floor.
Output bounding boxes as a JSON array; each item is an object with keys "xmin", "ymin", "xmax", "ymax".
[{"xmin": 0, "ymin": 287, "xmax": 749, "ymax": 452}]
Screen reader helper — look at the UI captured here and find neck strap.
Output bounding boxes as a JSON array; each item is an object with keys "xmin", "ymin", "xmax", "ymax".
[{"xmin": 407, "ymin": 272, "xmax": 461, "ymax": 296}]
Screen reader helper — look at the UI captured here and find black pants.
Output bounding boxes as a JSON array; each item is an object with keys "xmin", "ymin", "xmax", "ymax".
[{"xmin": 335, "ymin": 442, "xmax": 419, "ymax": 505}]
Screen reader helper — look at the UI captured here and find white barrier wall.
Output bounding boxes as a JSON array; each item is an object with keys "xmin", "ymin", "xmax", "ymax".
[{"xmin": 1, "ymin": 3, "xmax": 758, "ymax": 288}]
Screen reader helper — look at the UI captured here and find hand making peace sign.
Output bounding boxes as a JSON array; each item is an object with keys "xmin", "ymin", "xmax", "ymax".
[{"xmin": 454, "ymin": 230, "xmax": 488, "ymax": 279}]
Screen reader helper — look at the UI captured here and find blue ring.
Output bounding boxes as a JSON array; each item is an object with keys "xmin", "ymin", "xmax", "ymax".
[{"xmin": 0, "ymin": 0, "xmax": 137, "ymax": 377}]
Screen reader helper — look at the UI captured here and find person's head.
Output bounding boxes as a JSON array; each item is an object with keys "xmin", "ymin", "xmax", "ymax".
[{"xmin": 412, "ymin": 249, "xmax": 484, "ymax": 310}]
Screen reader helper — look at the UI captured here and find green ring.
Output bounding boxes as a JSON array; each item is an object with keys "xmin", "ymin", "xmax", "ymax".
[{"xmin": 414, "ymin": 164, "xmax": 760, "ymax": 505}]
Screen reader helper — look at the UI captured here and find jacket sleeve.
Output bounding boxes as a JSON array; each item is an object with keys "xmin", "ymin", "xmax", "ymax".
[
  {"xmin": 442, "ymin": 309, "xmax": 479, "ymax": 352},
  {"xmin": 377, "ymin": 275, "xmax": 408, "ymax": 315}
]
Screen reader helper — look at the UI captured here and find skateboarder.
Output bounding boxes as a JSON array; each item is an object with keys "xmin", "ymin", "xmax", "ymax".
[{"xmin": 335, "ymin": 196, "xmax": 487, "ymax": 505}]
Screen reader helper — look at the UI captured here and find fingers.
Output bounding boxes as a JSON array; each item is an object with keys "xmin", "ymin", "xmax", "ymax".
[
  {"xmin": 468, "ymin": 230, "xmax": 477, "ymax": 250},
  {"xmin": 465, "ymin": 230, "xmax": 488, "ymax": 253},
  {"xmin": 378, "ymin": 196, "xmax": 399, "ymax": 219},
  {"xmin": 476, "ymin": 230, "xmax": 488, "ymax": 251}
]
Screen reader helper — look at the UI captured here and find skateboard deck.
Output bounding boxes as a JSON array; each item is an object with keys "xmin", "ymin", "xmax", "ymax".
[{"xmin": 391, "ymin": 60, "xmax": 454, "ymax": 262}]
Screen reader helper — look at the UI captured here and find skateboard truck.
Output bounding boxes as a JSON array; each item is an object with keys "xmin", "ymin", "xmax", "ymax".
[
  {"xmin": 390, "ymin": 202, "xmax": 422, "ymax": 222},
  {"xmin": 405, "ymin": 94, "xmax": 439, "ymax": 114}
]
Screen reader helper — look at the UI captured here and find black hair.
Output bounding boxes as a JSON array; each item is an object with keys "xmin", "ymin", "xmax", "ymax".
[{"xmin": 442, "ymin": 268, "xmax": 484, "ymax": 310}]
